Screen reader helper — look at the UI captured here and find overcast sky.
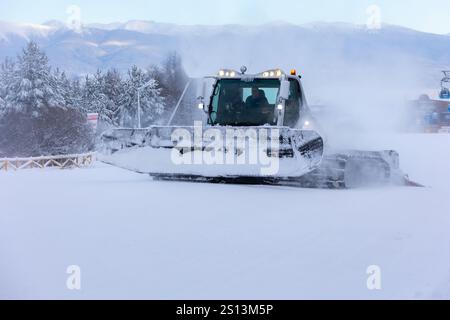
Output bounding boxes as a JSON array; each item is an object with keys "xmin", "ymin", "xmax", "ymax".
[{"xmin": 0, "ymin": 0, "xmax": 448, "ymax": 34}]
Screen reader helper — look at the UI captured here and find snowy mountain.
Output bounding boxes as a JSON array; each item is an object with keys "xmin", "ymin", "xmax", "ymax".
[{"xmin": 0, "ymin": 20, "xmax": 449, "ymax": 88}]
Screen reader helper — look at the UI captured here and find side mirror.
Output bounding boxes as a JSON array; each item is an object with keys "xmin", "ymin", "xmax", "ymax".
[
  {"xmin": 196, "ymin": 78, "xmax": 215, "ymax": 113},
  {"xmin": 197, "ymin": 100, "xmax": 209, "ymax": 113},
  {"xmin": 279, "ymin": 80, "xmax": 290, "ymax": 101}
]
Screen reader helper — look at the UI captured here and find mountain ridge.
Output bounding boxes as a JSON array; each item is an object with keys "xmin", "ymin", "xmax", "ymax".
[{"xmin": 0, "ymin": 20, "xmax": 449, "ymax": 91}]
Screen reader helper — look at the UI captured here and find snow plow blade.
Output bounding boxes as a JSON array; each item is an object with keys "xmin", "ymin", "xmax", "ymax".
[
  {"xmin": 99, "ymin": 126, "xmax": 324, "ymax": 179},
  {"xmin": 294, "ymin": 150, "xmax": 423, "ymax": 189}
]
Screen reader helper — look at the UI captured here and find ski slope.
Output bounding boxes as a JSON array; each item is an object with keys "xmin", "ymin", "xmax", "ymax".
[{"xmin": 1, "ymin": 133, "xmax": 450, "ymax": 299}]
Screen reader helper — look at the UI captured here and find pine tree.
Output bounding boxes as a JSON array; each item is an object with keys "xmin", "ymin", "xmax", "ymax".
[
  {"xmin": 69, "ymin": 78, "xmax": 84, "ymax": 111},
  {"xmin": 53, "ymin": 68, "xmax": 74, "ymax": 109},
  {"xmin": 103, "ymin": 69, "xmax": 124, "ymax": 126},
  {"xmin": 0, "ymin": 58, "xmax": 15, "ymax": 115},
  {"xmin": 81, "ymin": 70, "xmax": 114, "ymax": 125},
  {"xmin": 5, "ymin": 41, "xmax": 64, "ymax": 114},
  {"xmin": 120, "ymin": 65, "xmax": 165, "ymax": 127}
]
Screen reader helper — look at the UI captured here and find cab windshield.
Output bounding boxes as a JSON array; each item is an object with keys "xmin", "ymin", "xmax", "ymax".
[{"xmin": 209, "ymin": 79, "xmax": 280, "ymax": 126}]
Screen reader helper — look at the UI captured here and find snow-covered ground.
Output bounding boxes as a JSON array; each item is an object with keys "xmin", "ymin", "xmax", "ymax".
[{"xmin": 1, "ymin": 133, "xmax": 450, "ymax": 300}]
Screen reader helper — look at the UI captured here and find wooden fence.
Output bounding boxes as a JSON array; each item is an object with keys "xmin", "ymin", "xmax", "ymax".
[{"xmin": 0, "ymin": 153, "xmax": 96, "ymax": 171}]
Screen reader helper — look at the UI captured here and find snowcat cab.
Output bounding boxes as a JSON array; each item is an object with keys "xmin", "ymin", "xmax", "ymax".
[{"xmin": 198, "ymin": 68, "xmax": 313, "ymax": 130}]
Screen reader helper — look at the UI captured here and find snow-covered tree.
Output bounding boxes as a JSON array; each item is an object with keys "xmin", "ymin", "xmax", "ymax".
[
  {"xmin": 0, "ymin": 95, "xmax": 4, "ymax": 113},
  {"xmin": 69, "ymin": 78, "xmax": 83, "ymax": 111},
  {"xmin": 0, "ymin": 42, "xmax": 181, "ymax": 157},
  {"xmin": 5, "ymin": 41, "xmax": 64, "ymax": 114},
  {"xmin": 81, "ymin": 70, "xmax": 114, "ymax": 124},
  {"xmin": 119, "ymin": 65, "xmax": 165, "ymax": 127},
  {"xmin": 53, "ymin": 68, "xmax": 75, "ymax": 109},
  {"xmin": 0, "ymin": 42, "xmax": 94, "ymax": 157},
  {"xmin": 103, "ymin": 69, "xmax": 124, "ymax": 126},
  {"xmin": 0, "ymin": 58, "xmax": 15, "ymax": 114},
  {"xmin": 80, "ymin": 69, "xmax": 126, "ymax": 127}
]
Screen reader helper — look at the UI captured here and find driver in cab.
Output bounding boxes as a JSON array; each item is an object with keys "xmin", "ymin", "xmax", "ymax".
[
  {"xmin": 246, "ymin": 86, "xmax": 269, "ymax": 110},
  {"xmin": 245, "ymin": 86, "xmax": 273, "ymax": 124}
]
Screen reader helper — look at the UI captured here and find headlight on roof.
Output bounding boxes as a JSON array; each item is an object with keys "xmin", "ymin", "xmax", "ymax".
[
  {"xmin": 218, "ymin": 69, "xmax": 239, "ymax": 77},
  {"xmin": 261, "ymin": 69, "xmax": 284, "ymax": 78}
]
